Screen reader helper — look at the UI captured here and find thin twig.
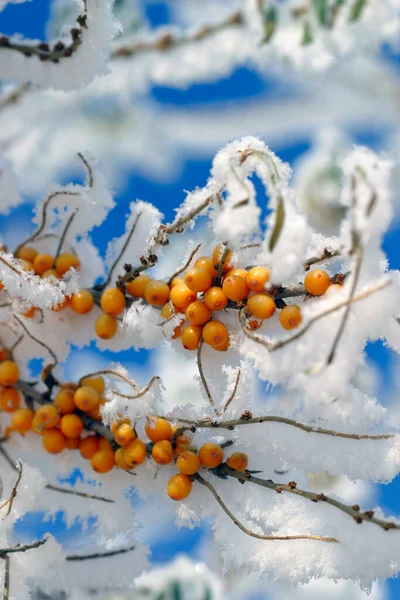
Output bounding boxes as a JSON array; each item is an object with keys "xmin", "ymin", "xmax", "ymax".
[
  {"xmin": 111, "ymin": 376, "xmax": 161, "ymax": 400},
  {"xmin": 197, "ymin": 338, "xmax": 220, "ymax": 417},
  {"xmin": 167, "ymin": 243, "xmax": 201, "ymax": 286},
  {"xmin": 66, "ymin": 544, "xmax": 136, "ymax": 561},
  {"xmin": 0, "ymin": 255, "xmax": 22, "ymax": 276},
  {"xmin": 304, "ymin": 249, "xmax": 341, "ymax": 271},
  {"xmin": 196, "ymin": 473, "xmax": 338, "ymax": 543},
  {"xmin": 0, "ymin": 538, "xmax": 47, "ymax": 555},
  {"xmin": 222, "ymin": 369, "xmax": 241, "ymax": 414},
  {"xmin": 78, "ymin": 369, "xmax": 139, "ymax": 392},
  {"xmin": 13, "ymin": 315, "xmax": 58, "ymax": 367},
  {"xmin": 0, "ymin": 83, "xmax": 30, "ymax": 112},
  {"xmin": 214, "ymin": 245, "xmax": 232, "ymax": 283},
  {"xmin": 54, "ymin": 210, "xmax": 79, "ymax": 260},
  {"xmin": 1, "ymin": 554, "xmax": 9, "ymax": 600},
  {"xmin": 77, "ymin": 152, "xmax": 93, "ymax": 188},
  {"xmin": 0, "ymin": 462, "xmax": 22, "ymax": 518}
]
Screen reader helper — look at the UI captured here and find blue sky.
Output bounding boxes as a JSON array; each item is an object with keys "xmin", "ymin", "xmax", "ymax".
[{"xmin": 2, "ymin": 1, "xmax": 400, "ymax": 598}]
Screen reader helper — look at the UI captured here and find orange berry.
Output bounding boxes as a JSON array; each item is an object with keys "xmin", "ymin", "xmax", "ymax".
[
  {"xmin": 144, "ymin": 280, "xmax": 170, "ymax": 306},
  {"xmin": 325, "ymin": 283, "xmax": 343, "ymax": 296},
  {"xmin": 181, "ymin": 324, "xmax": 203, "ymax": 350},
  {"xmin": 19, "ymin": 260, "xmax": 34, "ymax": 273},
  {"xmin": 202, "ymin": 321, "xmax": 228, "ymax": 348},
  {"xmin": 34, "ymin": 404, "xmax": 60, "ymax": 429},
  {"xmin": 279, "ymin": 305, "xmax": 302, "ymax": 330},
  {"xmin": 121, "ymin": 438, "xmax": 147, "ymax": 467},
  {"xmin": 170, "ymin": 277, "xmax": 184, "ymax": 288},
  {"xmin": 11, "ymin": 408, "xmax": 34, "ymax": 434},
  {"xmin": 66, "ymin": 437, "xmax": 80, "ymax": 450},
  {"xmin": 246, "ymin": 266, "xmax": 270, "ymax": 292},
  {"xmin": 60, "ymin": 414, "xmax": 84, "ymax": 438},
  {"xmin": 174, "ymin": 434, "xmax": 191, "ymax": 456},
  {"xmin": 100, "ymin": 287, "xmax": 126, "ymax": 316},
  {"xmin": 79, "ymin": 436, "xmax": 100, "ymax": 459},
  {"xmin": 126, "ymin": 274, "xmax": 152, "ymax": 298},
  {"xmin": 145, "ymin": 417, "xmax": 172, "ymax": 442},
  {"xmin": 226, "ymin": 268, "xmax": 248, "ymax": 280},
  {"xmin": 41, "ymin": 269, "xmax": 58, "ymax": 279},
  {"xmin": 74, "ymin": 386, "xmax": 99, "ymax": 412},
  {"xmin": 185, "ymin": 301, "xmax": 212, "ymax": 325},
  {"xmin": 42, "ymin": 429, "xmax": 66, "ymax": 454},
  {"xmin": 114, "ymin": 422, "xmax": 136, "ymax": 446},
  {"xmin": 0, "ymin": 360, "xmax": 19, "ymax": 387},
  {"xmin": 0, "ymin": 387, "xmax": 21, "ymax": 413},
  {"xmin": 199, "ymin": 443, "xmax": 224, "ymax": 468},
  {"xmin": 33, "ymin": 254, "xmax": 54, "ymax": 276},
  {"xmin": 176, "ymin": 451, "xmax": 201, "ymax": 475},
  {"xmin": 115, "ymin": 447, "xmax": 131, "ymax": 470},
  {"xmin": 95, "ymin": 314, "xmax": 118, "ymax": 339},
  {"xmin": 246, "ymin": 318, "xmax": 263, "ymax": 331},
  {"xmin": 91, "ymin": 450, "xmax": 115, "ymax": 473},
  {"xmin": 22, "ymin": 306, "xmax": 39, "ymax": 319},
  {"xmin": 81, "ymin": 375, "xmax": 105, "ymax": 396},
  {"xmin": 0, "ymin": 349, "xmax": 7, "ymax": 362},
  {"xmin": 184, "ymin": 268, "xmax": 212, "ymax": 293},
  {"xmin": 99, "ymin": 437, "xmax": 113, "ymax": 452},
  {"xmin": 169, "ymin": 283, "xmax": 197, "ymax": 310},
  {"xmin": 70, "ymin": 289, "xmax": 94, "ymax": 314},
  {"xmin": 226, "ymin": 452, "xmax": 248, "ymax": 472},
  {"xmin": 152, "ymin": 440, "xmax": 174, "ymax": 465},
  {"xmin": 203, "ymin": 287, "xmax": 229, "ymax": 311},
  {"xmin": 16, "ymin": 246, "xmax": 38, "ymax": 263},
  {"xmin": 304, "ymin": 270, "xmax": 331, "ymax": 296},
  {"xmin": 54, "ymin": 388, "xmax": 75, "ymax": 415},
  {"xmin": 212, "ymin": 336, "xmax": 230, "ymax": 351},
  {"xmin": 52, "ymin": 296, "xmax": 69, "ymax": 312},
  {"xmin": 167, "ymin": 473, "xmax": 192, "ymax": 501},
  {"xmin": 55, "ymin": 253, "xmax": 80, "ymax": 276},
  {"xmin": 110, "ymin": 417, "xmax": 129, "ymax": 434},
  {"xmin": 222, "ymin": 275, "xmax": 250, "ymax": 302},
  {"xmin": 160, "ymin": 303, "xmax": 174, "ymax": 319},
  {"xmin": 212, "ymin": 244, "xmax": 233, "ymax": 272},
  {"xmin": 194, "ymin": 256, "xmax": 217, "ymax": 277},
  {"xmin": 31, "ymin": 413, "xmax": 44, "ymax": 435},
  {"xmin": 86, "ymin": 405, "xmax": 102, "ymax": 420},
  {"xmin": 247, "ymin": 294, "xmax": 276, "ymax": 320}
]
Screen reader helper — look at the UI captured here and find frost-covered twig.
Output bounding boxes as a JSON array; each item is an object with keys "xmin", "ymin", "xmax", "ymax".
[
  {"xmin": 0, "ymin": 538, "xmax": 47, "ymax": 555},
  {"xmin": 111, "ymin": 375, "xmax": 160, "ymax": 400},
  {"xmin": 66, "ymin": 544, "xmax": 136, "ymax": 561},
  {"xmin": 197, "ymin": 338, "xmax": 221, "ymax": 417},
  {"xmin": 167, "ymin": 243, "xmax": 201, "ymax": 286},
  {"xmin": 223, "ymin": 466, "xmax": 400, "ymax": 532},
  {"xmin": 54, "ymin": 209, "xmax": 79, "ymax": 260},
  {"xmin": 0, "ymin": 554, "xmax": 9, "ymax": 600},
  {"xmin": 221, "ymin": 369, "xmax": 241, "ymax": 414},
  {"xmin": 13, "ymin": 315, "xmax": 58, "ymax": 367},
  {"xmin": 196, "ymin": 473, "xmax": 338, "ymax": 543},
  {"xmin": 304, "ymin": 248, "xmax": 341, "ymax": 271},
  {"xmin": 0, "ymin": 461, "xmax": 22, "ymax": 519},
  {"xmin": 101, "ymin": 211, "xmax": 142, "ymax": 289},
  {"xmin": 77, "ymin": 368, "xmax": 139, "ymax": 391}
]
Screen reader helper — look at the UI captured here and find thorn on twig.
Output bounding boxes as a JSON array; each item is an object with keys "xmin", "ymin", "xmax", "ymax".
[
  {"xmin": 288, "ymin": 481, "xmax": 297, "ymax": 489},
  {"xmin": 354, "ymin": 516, "xmax": 363, "ymax": 524},
  {"xmin": 240, "ymin": 410, "xmax": 252, "ymax": 420},
  {"xmin": 275, "ymin": 487, "xmax": 283, "ymax": 494},
  {"xmin": 352, "ymin": 504, "xmax": 360, "ymax": 511},
  {"xmin": 364, "ymin": 510, "xmax": 374, "ymax": 518}
]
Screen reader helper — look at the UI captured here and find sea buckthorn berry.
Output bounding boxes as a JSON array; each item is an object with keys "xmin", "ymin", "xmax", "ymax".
[
  {"xmin": 53, "ymin": 388, "xmax": 75, "ymax": 415},
  {"xmin": 176, "ymin": 451, "xmax": 201, "ymax": 475},
  {"xmin": 74, "ymin": 385, "xmax": 99, "ymax": 412},
  {"xmin": 152, "ymin": 440, "xmax": 174, "ymax": 465},
  {"xmin": 34, "ymin": 404, "xmax": 60, "ymax": 429},
  {"xmin": 99, "ymin": 437, "xmax": 113, "ymax": 452},
  {"xmin": 33, "ymin": 254, "xmax": 54, "ymax": 276},
  {"xmin": 16, "ymin": 246, "xmax": 38, "ymax": 262},
  {"xmin": 304, "ymin": 269, "xmax": 331, "ymax": 296},
  {"xmin": 169, "ymin": 283, "xmax": 197, "ymax": 310},
  {"xmin": 246, "ymin": 266, "xmax": 270, "ymax": 292},
  {"xmin": 41, "ymin": 269, "xmax": 58, "ymax": 279},
  {"xmin": 79, "ymin": 436, "xmax": 100, "ymax": 459},
  {"xmin": 227, "ymin": 452, "xmax": 249, "ymax": 472},
  {"xmin": 121, "ymin": 438, "xmax": 147, "ymax": 467},
  {"xmin": 144, "ymin": 280, "xmax": 170, "ymax": 306},
  {"xmin": 66, "ymin": 437, "xmax": 80, "ymax": 450},
  {"xmin": 181, "ymin": 324, "xmax": 203, "ymax": 351},
  {"xmin": 100, "ymin": 287, "xmax": 126, "ymax": 316},
  {"xmin": 52, "ymin": 296, "xmax": 69, "ymax": 312},
  {"xmin": 212, "ymin": 244, "xmax": 233, "ymax": 272},
  {"xmin": 325, "ymin": 283, "xmax": 343, "ymax": 296},
  {"xmin": 185, "ymin": 301, "xmax": 212, "ymax": 325},
  {"xmin": 22, "ymin": 306, "xmax": 39, "ymax": 319},
  {"xmin": 174, "ymin": 434, "xmax": 192, "ymax": 456},
  {"xmin": 226, "ymin": 268, "xmax": 248, "ymax": 280},
  {"xmin": 170, "ymin": 277, "xmax": 184, "ymax": 288},
  {"xmin": 279, "ymin": 305, "xmax": 302, "ymax": 331},
  {"xmin": 145, "ymin": 417, "xmax": 172, "ymax": 442},
  {"xmin": 91, "ymin": 450, "xmax": 115, "ymax": 473},
  {"xmin": 203, "ymin": 287, "xmax": 229, "ymax": 311},
  {"xmin": 184, "ymin": 268, "xmax": 212, "ymax": 293},
  {"xmin": 0, "ymin": 387, "xmax": 21, "ymax": 412},
  {"xmin": 125, "ymin": 274, "xmax": 152, "ymax": 298},
  {"xmin": 222, "ymin": 275, "xmax": 250, "ymax": 302},
  {"xmin": 167, "ymin": 473, "xmax": 192, "ymax": 501},
  {"xmin": 19, "ymin": 260, "xmax": 34, "ymax": 272},
  {"xmin": 202, "ymin": 321, "xmax": 228, "ymax": 348},
  {"xmin": 11, "ymin": 408, "xmax": 34, "ymax": 434},
  {"xmin": 0, "ymin": 349, "xmax": 7, "ymax": 362},
  {"xmin": 86, "ymin": 405, "xmax": 102, "ymax": 421},
  {"xmin": 115, "ymin": 448, "xmax": 131, "ymax": 470},
  {"xmin": 42, "ymin": 429, "xmax": 66, "ymax": 454},
  {"xmin": 246, "ymin": 294, "xmax": 276, "ymax": 320},
  {"xmin": 114, "ymin": 422, "xmax": 136, "ymax": 446},
  {"xmin": 55, "ymin": 253, "xmax": 80, "ymax": 276},
  {"xmin": 60, "ymin": 414, "xmax": 84, "ymax": 438},
  {"xmin": 95, "ymin": 314, "xmax": 118, "ymax": 339},
  {"xmin": 194, "ymin": 256, "xmax": 217, "ymax": 277},
  {"xmin": 81, "ymin": 375, "xmax": 105, "ymax": 396},
  {"xmin": 246, "ymin": 318, "xmax": 263, "ymax": 331},
  {"xmin": 110, "ymin": 418, "xmax": 129, "ymax": 434},
  {"xmin": 0, "ymin": 360, "xmax": 19, "ymax": 387},
  {"xmin": 199, "ymin": 443, "xmax": 224, "ymax": 468},
  {"xmin": 71, "ymin": 289, "xmax": 94, "ymax": 314},
  {"xmin": 212, "ymin": 336, "xmax": 230, "ymax": 351},
  {"xmin": 31, "ymin": 413, "xmax": 43, "ymax": 435},
  {"xmin": 160, "ymin": 303, "xmax": 184, "ymax": 338}
]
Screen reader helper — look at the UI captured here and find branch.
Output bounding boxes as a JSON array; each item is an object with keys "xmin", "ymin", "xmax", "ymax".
[
  {"xmin": 0, "ymin": 83, "xmax": 30, "ymax": 111},
  {"xmin": 197, "ymin": 338, "xmax": 221, "ymax": 417},
  {"xmin": 0, "ymin": 538, "xmax": 47, "ymax": 556},
  {"xmin": 196, "ymin": 473, "xmax": 338, "ymax": 543},
  {"xmin": 54, "ymin": 209, "xmax": 79, "ymax": 260},
  {"xmin": 223, "ymin": 466, "xmax": 400, "ymax": 532},
  {"xmin": 111, "ymin": 375, "xmax": 161, "ymax": 400},
  {"xmin": 222, "ymin": 369, "xmax": 241, "ymax": 414},
  {"xmin": 0, "ymin": 554, "xmax": 9, "ymax": 600},
  {"xmin": 167, "ymin": 243, "xmax": 201, "ymax": 286},
  {"xmin": 66, "ymin": 544, "xmax": 136, "ymax": 561},
  {"xmin": 77, "ymin": 369, "xmax": 139, "ymax": 392},
  {"xmin": 304, "ymin": 248, "xmax": 341, "ymax": 271},
  {"xmin": 0, "ymin": 462, "xmax": 22, "ymax": 519},
  {"xmin": 13, "ymin": 315, "xmax": 58, "ymax": 367},
  {"xmin": 0, "ymin": 254, "xmax": 22, "ymax": 277},
  {"xmin": 77, "ymin": 152, "xmax": 93, "ymax": 188}
]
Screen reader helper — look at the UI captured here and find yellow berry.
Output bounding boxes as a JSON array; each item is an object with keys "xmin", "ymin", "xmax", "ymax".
[
  {"xmin": 203, "ymin": 287, "xmax": 229, "ymax": 311},
  {"xmin": 34, "ymin": 404, "xmax": 60, "ymax": 429},
  {"xmin": 126, "ymin": 274, "xmax": 152, "ymax": 298},
  {"xmin": 226, "ymin": 452, "xmax": 248, "ymax": 472},
  {"xmin": 202, "ymin": 321, "xmax": 228, "ymax": 348},
  {"xmin": 0, "ymin": 360, "xmax": 19, "ymax": 387},
  {"xmin": 114, "ymin": 422, "xmax": 136, "ymax": 446},
  {"xmin": 176, "ymin": 451, "xmax": 201, "ymax": 475},
  {"xmin": 79, "ymin": 436, "xmax": 100, "ymax": 459},
  {"xmin": 152, "ymin": 440, "xmax": 174, "ymax": 465},
  {"xmin": 42, "ymin": 429, "xmax": 66, "ymax": 454},
  {"xmin": 70, "ymin": 290, "xmax": 94, "ymax": 314},
  {"xmin": 55, "ymin": 253, "xmax": 80, "ymax": 276},
  {"xmin": 60, "ymin": 414, "xmax": 84, "ymax": 438},
  {"xmin": 54, "ymin": 388, "xmax": 76, "ymax": 414},
  {"xmin": 91, "ymin": 450, "xmax": 115, "ymax": 473},
  {"xmin": 121, "ymin": 438, "xmax": 147, "ymax": 467},
  {"xmin": 100, "ymin": 287, "xmax": 126, "ymax": 316},
  {"xmin": 184, "ymin": 268, "xmax": 212, "ymax": 293},
  {"xmin": 185, "ymin": 301, "xmax": 212, "ymax": 325},
  {"xmin": 74, "ymin": 385, "xmax": 99, "ymax": 412},
  {"xmin": 167, "ymin": 473, "xmax": 192, "ymax": 501},
  {"xmin": 33, "ymin": 254, "xmax": 54, "ymax": 276},
  {"xmin": 181, "ymin": 324, "xmax": 203, "ymax": 350},
  {"xmin": 81, "ymin": 376, "xmax": 105, "ymax": 395},
  {"xmin": 212, "ymin": 244, "xmax": 233, "ymax": 272},
  {"xmin": 169, "ymin": 283, "xmax": 197, "ymax": 310},
  {"xmin": 16, "ymin": 246, "xmax": 38, "ymax": 263},
  {"xmin": 11, "ymin": 408, "xmax": 34, "ymax": 434},
  {"xmin": 246, "ymin": 266, "xmax": 270, "ymax": 292},
  {"xmin": 115, "ymin": 447, "xmax": 131, "ymax": 470},
  {"xmin": 304, "ymin": 270, "xmax": 331, "ymax": 296},
  {"xmin": 246, "ymin": 294, "xmax": 276, "ymax": 319},
  {"xmin": 145, "ymin": 417, "xmax": 172, "ymax": 442},
  {"xmin": 144, "ymin": 280, "xmax": 170, "ymax": 306},
  {"xmin": 95, "ymin": 314, "xmax": 118, "ymax": 339},
  {"xmin": 199, "ymin": 443, "xmax": 224, "ymax": 468},
  {"xmin": 194, "ymin": 256, "xmax": 217, "ymax": 277},
  {"xmin": 0, "ymin": 387, "xmax": 21, "ymax": 413},
  {"xmin": 222, "ymin": 275, "xmax": 250, "ymax": 302},
  {"xmin": 279, "ymin": 305, "xmax": 302, "ymax": 330}
]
